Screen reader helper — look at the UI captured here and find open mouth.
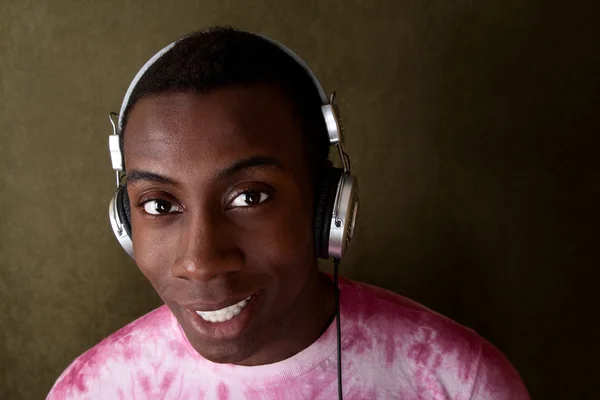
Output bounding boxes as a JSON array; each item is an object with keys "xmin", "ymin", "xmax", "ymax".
[
  {"xmin": 195, "ymin": 295, "xmax": 252, "ymax": 323},
  {"xmin": 183, "ymin": 292, "xmax": 261, "ymax": 340}
]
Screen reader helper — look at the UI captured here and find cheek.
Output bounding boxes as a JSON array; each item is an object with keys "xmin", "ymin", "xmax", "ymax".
[
  {"xmin": 130, "ymin": 219, "xmax": 178, "ymax": 285},
  {"xmin": 245, "ymin": 177, "xmax": 315, "ymax": 264},
  {"xmin": 237, "ymin": 198, "xmax": 315, "ymax": 273}
]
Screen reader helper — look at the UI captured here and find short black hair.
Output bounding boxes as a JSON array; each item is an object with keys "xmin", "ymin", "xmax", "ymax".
[{"xmin": 120, "ymin": 26, "xmax": 330, "ymax": 171}]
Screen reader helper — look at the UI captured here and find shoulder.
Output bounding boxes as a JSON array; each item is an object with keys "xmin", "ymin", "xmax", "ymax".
[
  {"xmin": 345, "ymin": 278, "xmax": 480, "ymax": 345},
  {"xmin": 342, "ymin": 279, "xmax": 530, "ymax": 399},
  {"xmin": 46, "ymin": 305, "xmax": 180, "ymax": 400},
  {"xmin": 468, "ymin": 339, "xmax": 530, "ymax": 399}
]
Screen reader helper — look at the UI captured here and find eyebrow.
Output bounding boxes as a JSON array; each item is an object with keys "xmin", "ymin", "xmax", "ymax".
[
  {"xmin": 126, "ymin": 170, "xmax": 177, "ymax": 186},
  {"xmin": 126, "ymin": 156, "xmax": 285, "ymax": 186}
]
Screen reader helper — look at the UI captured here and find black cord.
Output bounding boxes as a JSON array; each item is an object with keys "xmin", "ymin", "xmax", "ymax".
[{"xmin": 333, "ymin": 257, "xmax": 343, "ymax": 400}]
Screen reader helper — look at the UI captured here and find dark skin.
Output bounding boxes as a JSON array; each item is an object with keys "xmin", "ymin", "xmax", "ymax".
[{"xmin": 123, "ymin": 84, "xmax": 336, "ymax": 365}]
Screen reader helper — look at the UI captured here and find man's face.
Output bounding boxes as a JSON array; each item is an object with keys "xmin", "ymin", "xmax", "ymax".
[{"xmin": 124, "ymin": 84, "xmax": 318, "ymax": 364}]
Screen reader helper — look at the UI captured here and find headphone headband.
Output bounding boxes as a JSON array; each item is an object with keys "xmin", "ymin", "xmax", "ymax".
[
  {"xmin": 117, "ymin": 42, "xmax": 177, "ymax": 132},
  {"xmin": 117, "ymin": 32, "xmax": 328, "ymax": 133}
]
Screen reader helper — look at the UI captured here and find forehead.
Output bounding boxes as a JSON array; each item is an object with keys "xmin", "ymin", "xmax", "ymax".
[{"xmin": 123, "ymin": 84, "xmax": 306, "ymax": 176}]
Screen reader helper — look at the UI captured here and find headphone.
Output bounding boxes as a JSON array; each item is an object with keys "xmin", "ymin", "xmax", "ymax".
[{"xmin": 107, "ymin": 32, "xmax": 359, "ymax": 262}]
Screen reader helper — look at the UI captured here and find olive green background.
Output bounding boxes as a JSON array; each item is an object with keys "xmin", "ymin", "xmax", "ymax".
[{"xmin": 1, "ymin": 1, "xmax": 598, "ymax": 399}]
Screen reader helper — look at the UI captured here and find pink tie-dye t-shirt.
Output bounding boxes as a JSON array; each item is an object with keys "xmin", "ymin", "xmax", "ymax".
[{"xmin": 47, "ymin": 277, "xmax": 530, "ymax": 399}]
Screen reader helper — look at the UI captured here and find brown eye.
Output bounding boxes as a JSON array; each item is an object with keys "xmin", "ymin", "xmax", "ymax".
[
  {"xmin": 230, "ymin": 190, "xmax": 269, "ymax": 208},
  {"xmin": 142, "ymin": 199, "xmax": 181, "ymax": 215}
]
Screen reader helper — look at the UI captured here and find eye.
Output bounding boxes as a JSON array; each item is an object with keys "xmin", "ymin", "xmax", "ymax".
[
  {"xmin": 142, "ymin": 199, "xmax": 181, "ymax": 215},
  {"xmin": 229, "ymin": 190, "xmax": 270, "ymax": 208}
]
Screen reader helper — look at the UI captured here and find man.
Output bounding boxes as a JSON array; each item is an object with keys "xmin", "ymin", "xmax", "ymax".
[{"xmin": 47, "ymin": 27, "xmax": 530, "ymax": 399}]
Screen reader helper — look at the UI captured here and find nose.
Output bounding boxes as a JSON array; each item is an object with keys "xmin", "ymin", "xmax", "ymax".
[{"xmin": 171, "ymin": 210, "xmax": 243, "ymax": 282}]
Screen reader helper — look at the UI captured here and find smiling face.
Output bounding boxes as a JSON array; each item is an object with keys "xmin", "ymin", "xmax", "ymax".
[{"xmin": 123, "ymin": 83, "xmax": 334, "ymax": 365}]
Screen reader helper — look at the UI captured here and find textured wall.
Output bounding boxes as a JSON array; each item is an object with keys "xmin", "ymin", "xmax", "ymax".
[{"xmin": 1, "ymin": 1, "xmax": 598, "ymax": 399}]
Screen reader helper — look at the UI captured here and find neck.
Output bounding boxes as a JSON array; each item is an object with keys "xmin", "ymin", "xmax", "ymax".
[{"xmin": 237, "ymin": 269, "xmax": 336, "ymax": 366}]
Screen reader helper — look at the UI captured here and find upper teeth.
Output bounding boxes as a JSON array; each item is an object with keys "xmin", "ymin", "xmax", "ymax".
[{"xmin": 195, "ymin": 296, "xmax": 251, "ymax": 323}]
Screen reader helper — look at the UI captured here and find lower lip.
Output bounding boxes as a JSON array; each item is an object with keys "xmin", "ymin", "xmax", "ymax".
[{"xmin": 184, "ymin": 293, "xmax": 259, "ymax": 340}]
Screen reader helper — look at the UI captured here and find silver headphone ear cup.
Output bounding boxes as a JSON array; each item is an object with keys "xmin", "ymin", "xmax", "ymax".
[
  {"xmin": 108, "ymin": 188, "xmax": 135, "ymax": 259},
  {"xmin": 328, "ymin": 173, "xmax": 359, "ymax": 259},
  {"xmin": 314, "ymin": 168, "xmax": 343, "ymax": 259}
]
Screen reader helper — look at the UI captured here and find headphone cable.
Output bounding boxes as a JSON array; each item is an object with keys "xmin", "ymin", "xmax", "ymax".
[{"xmin": 333, "ymin": 257, "xmax": 343, "ymax": 400}]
